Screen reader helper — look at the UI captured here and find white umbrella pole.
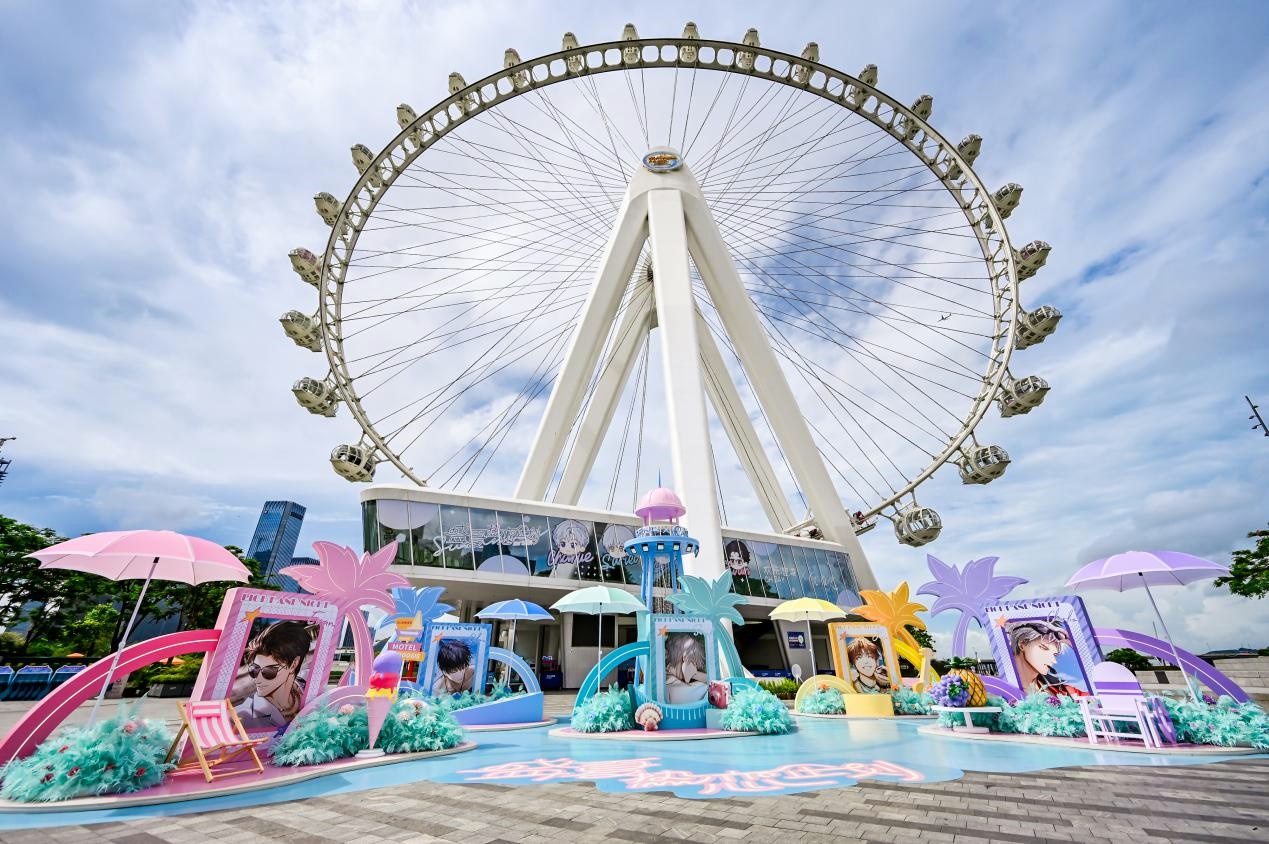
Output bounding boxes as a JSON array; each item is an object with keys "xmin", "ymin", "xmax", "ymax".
[
  {"xmin": 1141, "ymin": 576, "xmax": 1198, "ymax": 703},
  {"xmin": 90, "ymin": 557, "xmax": 158, "ymax": 724},
  {"xmin": 596, "ymin": 610, "xmax": 603, "ymax": 683},
  {"xmin": 806, "ymin": 618, "xmax": 816, "ymax": 678}
]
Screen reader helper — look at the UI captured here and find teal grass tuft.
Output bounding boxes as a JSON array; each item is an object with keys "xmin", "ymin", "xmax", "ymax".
[
  {"xmin": 721, "ymin": 688, "xmax": 795, "ymax": 734},
  {"xmin": 0, "ymin": 705, "xmax": 173, "ymax": 802},
  {"xmin": 570, "ymin": 687, "xmax": 635, "ymax": 733}
]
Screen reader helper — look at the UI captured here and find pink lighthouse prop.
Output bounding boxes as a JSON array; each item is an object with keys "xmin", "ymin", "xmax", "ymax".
[{"xmin": 627, "ymin": 486, "xmax": 699, "ymax": 614}]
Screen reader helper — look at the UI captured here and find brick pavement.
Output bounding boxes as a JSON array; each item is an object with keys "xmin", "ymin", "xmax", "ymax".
[{"xmin": 1, "ymin": 757, "xmax": 1265, "ymax": 843}]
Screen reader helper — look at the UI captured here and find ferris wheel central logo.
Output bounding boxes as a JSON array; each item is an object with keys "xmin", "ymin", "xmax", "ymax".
[{"xmin": 642, "ymin": 150, "xmax": 682, "ymax": 172}]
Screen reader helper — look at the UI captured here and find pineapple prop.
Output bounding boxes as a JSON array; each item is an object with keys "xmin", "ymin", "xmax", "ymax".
[{"xmin": 945, "ymin": 657, "xmax": 986, "ymax": 707}]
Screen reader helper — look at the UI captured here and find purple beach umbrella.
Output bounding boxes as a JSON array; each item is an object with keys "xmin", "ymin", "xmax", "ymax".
[{"xmin": 1066, "ymin": 551, "xmax": 1228, "ymax": 702}]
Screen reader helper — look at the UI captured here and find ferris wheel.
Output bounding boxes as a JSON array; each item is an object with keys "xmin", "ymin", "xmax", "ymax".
[{"xmin": 282, "ymin": 25, "xmax": 1061, "ymax": 551}]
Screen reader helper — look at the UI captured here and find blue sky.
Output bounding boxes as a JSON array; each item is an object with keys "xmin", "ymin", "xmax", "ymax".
[{"xmin": 1, "ymin": 1, "xmax": 1267, "ymax": 653}]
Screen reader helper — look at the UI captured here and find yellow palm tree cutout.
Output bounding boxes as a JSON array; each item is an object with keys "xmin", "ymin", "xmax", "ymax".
[{"xmin": 850, "ymin": 582, "xmax": 929, "ymax": 652}]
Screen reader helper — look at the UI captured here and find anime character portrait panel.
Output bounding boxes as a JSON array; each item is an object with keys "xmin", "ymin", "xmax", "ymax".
[
  {"xmin": 652, "ymin": 616, "xmax": 716, "ymax": 706},
  {"xmin": 232, "ymin": 619, "xmax": 316, "ymax": 730},
  {"xmin": 1005, "ymin": 618, "xmax": 1091, "ymax": 697},
  {"xmin": 829, "ymin": 622, "xmax": 898, "ymax": 694},
  {"xmin": 421, "ymin": 622, "xmax": 490, "ymax": 697}
]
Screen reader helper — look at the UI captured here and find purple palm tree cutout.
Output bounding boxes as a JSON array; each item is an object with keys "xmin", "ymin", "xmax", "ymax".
[{"xmin": 916, "ymin": 555, "xmax": 1027, "ymax": 656}]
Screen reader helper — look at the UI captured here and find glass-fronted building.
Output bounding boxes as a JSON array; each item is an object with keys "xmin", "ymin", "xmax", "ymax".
[
  {"xmin": 362, "ymin": 486, "xmax": 863, "ymax": 687},
  {"xmin": 248, "ymin": 501, "xmax": 307, "ymax": 591}
]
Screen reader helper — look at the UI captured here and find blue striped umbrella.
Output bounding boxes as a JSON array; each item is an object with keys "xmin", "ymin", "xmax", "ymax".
[{"xmin": 477, "ymin": 600, "xmax": 554, "ymax": 681}]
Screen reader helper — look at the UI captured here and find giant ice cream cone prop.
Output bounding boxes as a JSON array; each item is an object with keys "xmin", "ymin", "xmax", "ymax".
[{"xmin": 357, "ymin": 651, "xmax": 403, "ymax": 758}]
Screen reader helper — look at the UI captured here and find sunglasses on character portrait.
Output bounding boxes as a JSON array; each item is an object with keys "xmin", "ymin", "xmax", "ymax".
[{"xmin": 246, "ymin": 663, "xmax": 289, "ymax": 680}]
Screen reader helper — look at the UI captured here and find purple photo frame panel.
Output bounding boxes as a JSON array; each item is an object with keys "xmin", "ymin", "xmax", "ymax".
[
  {"xmin": 984, "ymin": 595, "xmax": 1102, "ymax": 696},
  {"xmin": 192, "ymin": 588, "xmax": 341, "ymax": 740}
]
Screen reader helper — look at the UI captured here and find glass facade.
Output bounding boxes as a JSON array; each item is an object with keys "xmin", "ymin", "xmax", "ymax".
[
  {"xmin": 247, "ymin": 500, "xmax": 306, "ymax": 591},
  {"xmin": 363, "ymin": 497, "xmax": 858, "ymax": 602}
]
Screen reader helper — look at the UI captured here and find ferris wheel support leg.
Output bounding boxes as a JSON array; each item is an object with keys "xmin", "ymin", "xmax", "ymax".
[
  {"xmin": 554, "ymin": 282, "xmax": 655, "ymax": 505},
  {"xmin": 683, "ymin": 203, "xmax": 878, "ymax": 592},
  {"xmin": 696, "ymin": 310, "xmax": 798, "ymax": 532},
  {"xmin": 515, "ymin": 193, "xmax": 650, "ymax": 501},
  {"xmin": 647, "ymin": 188, "xmax": 725, "ymax": 582}
]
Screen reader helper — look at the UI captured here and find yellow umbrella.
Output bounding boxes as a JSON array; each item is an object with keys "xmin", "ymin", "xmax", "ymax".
[{"xmin": 770, "ymin": 598, "xmax": 846, "ymax": 678}]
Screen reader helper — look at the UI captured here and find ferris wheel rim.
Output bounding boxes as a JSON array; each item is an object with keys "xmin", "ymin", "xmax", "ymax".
[{"xmin": 312, "ymin": 34, "xmax": 1023, "ymax": 519}]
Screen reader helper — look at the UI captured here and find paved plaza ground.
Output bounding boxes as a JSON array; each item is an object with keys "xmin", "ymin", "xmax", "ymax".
[{"xmin": 1, "ymin": 695, "xmax": 1265, "ymax": 843}]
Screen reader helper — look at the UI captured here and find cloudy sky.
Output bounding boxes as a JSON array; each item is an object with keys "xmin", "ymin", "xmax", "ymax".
[{"xmin": 2, "ymin": 1, "xmax": 1267, "ymax": 653}]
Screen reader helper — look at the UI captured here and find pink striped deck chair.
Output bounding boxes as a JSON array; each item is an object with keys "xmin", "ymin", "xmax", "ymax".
[{"xmin": 166, "ymin": 699, "xmax": 267, "ymax": 782}]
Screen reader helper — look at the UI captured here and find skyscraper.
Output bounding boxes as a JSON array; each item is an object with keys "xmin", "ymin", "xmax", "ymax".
[{"xmin": 247, "ymin": 501, "xmax": 306, "ymax": 590}]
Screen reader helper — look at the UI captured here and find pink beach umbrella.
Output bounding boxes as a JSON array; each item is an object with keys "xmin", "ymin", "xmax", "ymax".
[
  {"xmin": 27, "ymin": 530, "xmax": 250, "ymax": 721},
  {"xmin": 1066, "ymin": 550, "xmax": 1228, "ymax": 702}
]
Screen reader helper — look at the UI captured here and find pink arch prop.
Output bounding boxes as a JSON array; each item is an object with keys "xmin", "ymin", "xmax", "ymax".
[
  {"xmin": 0, "ymin": 629, "xmax": 221, "ymax": 766},
  {"xmin": 295, "ymin": 684, "xmax": 368, "ymax": 722},
  {"xmin": 1094, "ymin": 627, "xmax": 1249, "ymax": 703}
]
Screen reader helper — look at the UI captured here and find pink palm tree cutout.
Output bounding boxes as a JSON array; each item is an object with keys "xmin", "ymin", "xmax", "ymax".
[{"xmin": 280, "ymin": 541, "xmax": 409, "ymax": 681}]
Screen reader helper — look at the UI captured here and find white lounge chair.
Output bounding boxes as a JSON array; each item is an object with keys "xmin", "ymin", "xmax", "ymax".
[{"xmin": 1077, "ymin": 661, "xmax": 1169, "ymax": 748}]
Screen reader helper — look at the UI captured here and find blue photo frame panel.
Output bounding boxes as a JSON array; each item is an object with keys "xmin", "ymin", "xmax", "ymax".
[
  {"xmin": 420, "ymin": 621, "xmax": 491, "ymax": 698},
  {"xmin": 649, "ymin": 615, "xmax": 717, "ymax": 706},
  {"xmin": 983, "ymin": 596, "xmax": 1102, "ymax": 697}
]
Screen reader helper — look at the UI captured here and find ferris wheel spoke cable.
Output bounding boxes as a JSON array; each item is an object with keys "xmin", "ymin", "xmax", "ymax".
[
  {"xmin": 345, "ymin": 290, "xmax": 590, "ymax": 373},
  {"xmin": 549, "ymin": 281, "xmax": 657, "ymax": 495},
  {"xmin": 709, "ymin": 86, "xmax": 860, "ymax": 211},
  {"xmin": 341, "ymin": 219, "xmax": 601, "ymax": 330},
  {"xmin": 391, "ymin": 272, "xmax": 646, "ymax": 452},
  {"xmin": 717, "ymin": 211, "xmax": 999, "ymax": 337},
  {"xmin": 694, "ymin": 301, "xmax": 808, "ymax": 513},
  {"xmin": 754, "ymin": 297, "xmax": 985, "ymax": 389},
  {"xmin": 605, "ymin": 335, "xmax": 650, "ymax": 510},
  {"xmin": 696, "ymin": 331, "xmax": 792, "ymax": 517},
  {"xmin": 524, "ymin": 89, "xmax": 625, "ymax": 213},
  {"xmin": 705, "ymin": 105, "xmax": 894, "ymax": 223},
  {"xmin": 717, "ymin": 190, "xmax": 990, "ymax": 271},
  {"xmin": 475, "ymin": 108, "xmax": 621, "ymax": 236},
  {"xmin": 447, "ymin": 325, "xmax": 576, "ymax": 483},
  {"xmin": 440, "ymin": 328, "xmax": 575, "ymax": 489},
  {"xmin": 424, "ymin": 132, "xmax": 616, "ymax": 245},
  {"xmin": 448, "ymin": 281, "xmax": 653, "ymax": 490},
  {"xmin": 576, "ymin": 74, "xmax": 644, "ymax": 168},
  {"xmin": 692, "ymin": 276, "xmax": 958, "ymax": 452},
  {"xmin": 373, "ymin": 318, "xmax": 577, "ymax": 436},
  {"xmin": 432, "ymin": 117, "xmax": 628, "ymax": 182},
  {"xmin": 391, "ymin": 317, "xmax": 577, "ymax": 458},
  {"xmin": 352, "ymin": 234, "xmax": 605, "ymax": 392},
  {"xmin": 714, "ymin": 210, "xmax": 997, "ymax": 356},
  {"xmin": 764, "ymin": 323, "xmax": 912, "ymax": 494}
]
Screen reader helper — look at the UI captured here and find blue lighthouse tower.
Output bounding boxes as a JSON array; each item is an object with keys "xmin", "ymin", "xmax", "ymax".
[{"xmin": 625, "ymin": 485, "xmax": 698, "ymax": 615}]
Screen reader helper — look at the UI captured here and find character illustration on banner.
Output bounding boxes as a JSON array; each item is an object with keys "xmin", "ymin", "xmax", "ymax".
[
  {"xmin": 724, "ymin": 539, "xmax": 751, "ymax": 577},
  {"xmin": 431, "ymin": 638, "xmax": 476, "ymax": 695},
  {"xmin": 234, "ymin": 620, "xmax": 315, "ymax": 729},
  {"xmin": 600, "ymin": 523, "xmax": 635, "ymax": 581},
  {"xmin": 846, "ymin": 637, "xmax": 890, "ymax": 695},
  {"xmin": 1008, "ymin": 619, "xmax": 1089, "ymax": 697},
  {"xmin": 547, "ymin": 519, "xmax": 594, "ymax": 579},
  {"xmin": 664, "ymin": 632, "xmax": 708, "ymax": 704}
]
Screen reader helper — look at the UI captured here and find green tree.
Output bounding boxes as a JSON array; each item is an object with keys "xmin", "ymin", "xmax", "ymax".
[
  {"xmin": 1105, "ymin": 647, "xmax": 1152, "ymax": 673},
  {"xmin": 905, "ymin": 624, "xmax": 935, "ymax": 650},
  {"xmin": 1214, "ymin": 524, "xmax": 1269, "ymax": 599},
  {"xmin": 0, "ymin": 514, "xmax": 66, "ymax": 633},
  {"xmin": 60, "ymin": 603, "xmax": 121, "ymax": 656}
]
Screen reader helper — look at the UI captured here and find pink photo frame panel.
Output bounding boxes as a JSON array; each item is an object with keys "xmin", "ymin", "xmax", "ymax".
[{"xmin": 191, "ymin": 588, "xmax": 341, "ymax": 740}]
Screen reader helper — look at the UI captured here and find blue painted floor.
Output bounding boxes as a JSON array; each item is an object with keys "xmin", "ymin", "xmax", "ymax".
[{"xmin": 2, "ymin": 718, "xmax": 1259, "ymax": 828}]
